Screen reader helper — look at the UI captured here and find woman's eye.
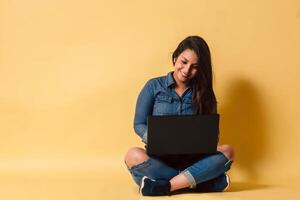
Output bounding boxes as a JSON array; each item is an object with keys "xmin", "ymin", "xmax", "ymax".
[{"xmin": 181, "ymin": 60, "xmax": 187, "ymax": 64}]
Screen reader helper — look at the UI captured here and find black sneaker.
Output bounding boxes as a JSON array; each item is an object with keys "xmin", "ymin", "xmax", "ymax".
[
  {"xmin": 193, "ymin": 173, "xmax": 230, "ymax": 193},
  {"xmin": 139, "ymin": 176, "xmax": 171, "ymax": 196}
]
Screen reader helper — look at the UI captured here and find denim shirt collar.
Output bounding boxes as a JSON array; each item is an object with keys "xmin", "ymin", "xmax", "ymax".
[
  {"xmin": 165, "ymin": 71, "xmax": 192, "ymax": 92},
  {"xmin": 165, "ymin": 71, "xmax": 175, "ymax": 88}
]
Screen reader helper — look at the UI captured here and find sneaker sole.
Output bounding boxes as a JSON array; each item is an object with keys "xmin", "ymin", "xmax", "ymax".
[
  {"xmin": 222, "ymin": 173, "xmax": 230, "ymax": 192},
  {"xmin": 139, "ymin": 176, "xmax": 146, "ymax": 194}
]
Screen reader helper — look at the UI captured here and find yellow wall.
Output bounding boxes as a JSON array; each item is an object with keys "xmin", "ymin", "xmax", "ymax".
[{"xmin": 0, "ymin": 0, "xmax": 299, "ymax": 184}]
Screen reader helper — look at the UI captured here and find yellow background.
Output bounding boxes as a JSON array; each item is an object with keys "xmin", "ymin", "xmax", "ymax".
[{"xmin": 0, "ymin": 0, "xmax": 300, "ymax": 199}]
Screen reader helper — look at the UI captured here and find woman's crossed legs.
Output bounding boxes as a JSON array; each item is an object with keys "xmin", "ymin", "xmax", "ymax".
[{"xmin": 124, "ymin": 145, "xmax": 234, "ymax": 194}]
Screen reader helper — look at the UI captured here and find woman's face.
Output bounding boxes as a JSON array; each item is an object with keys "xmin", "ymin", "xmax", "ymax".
[{"xmin": 173, "ymin": 48, "xmax": 198, "ymax": 87}]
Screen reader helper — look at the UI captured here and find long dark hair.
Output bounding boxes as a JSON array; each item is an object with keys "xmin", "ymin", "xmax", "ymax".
[{"xmin": 172, "ymin": 36, "xmax": 217, "ymax": 114}]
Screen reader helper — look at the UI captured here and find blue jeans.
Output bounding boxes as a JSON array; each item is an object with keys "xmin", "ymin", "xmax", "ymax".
[{"xmin": 126, "ymin": 152, "xmax": 233, "ymax": 190}]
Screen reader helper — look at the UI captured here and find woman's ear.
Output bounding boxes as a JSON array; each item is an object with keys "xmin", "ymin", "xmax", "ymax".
[{"xmin": 173, "ymin": 57, "xmax": 177, "ymax": 65}]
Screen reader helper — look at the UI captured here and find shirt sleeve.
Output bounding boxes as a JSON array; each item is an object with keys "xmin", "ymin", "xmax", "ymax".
[{"xmin": 133, "ymin": 80, "xmax": 154, "ymax": 144}]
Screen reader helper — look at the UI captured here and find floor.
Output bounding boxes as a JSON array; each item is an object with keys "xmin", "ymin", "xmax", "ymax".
[{"xmin": 0, "ymin": 158, "xmax": 299, "ymax": 200}]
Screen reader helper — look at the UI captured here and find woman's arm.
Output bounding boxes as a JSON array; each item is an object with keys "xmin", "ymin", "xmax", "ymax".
[{"xmin": 133, "ymin": 80, "xmax": 154, "ymax": 144}]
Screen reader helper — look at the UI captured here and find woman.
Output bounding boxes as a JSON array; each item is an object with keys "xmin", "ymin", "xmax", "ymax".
[{"xmin": 124, "ymin": 36, "xmax": 235, "ymax": 196}]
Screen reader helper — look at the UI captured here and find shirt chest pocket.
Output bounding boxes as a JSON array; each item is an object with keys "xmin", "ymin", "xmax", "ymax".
[
  {"xmin": 183, "ymin": 99, "xmax": 194, "ymax": 114},
  {"xmin": 153, "ymin": 95, "xmax": 176, "ymax": 115}
]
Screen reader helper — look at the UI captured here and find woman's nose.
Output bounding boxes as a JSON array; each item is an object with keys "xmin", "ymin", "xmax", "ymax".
[{"xmin": 182, "ymin": 65, "xmax": 191, "ymax": 74}]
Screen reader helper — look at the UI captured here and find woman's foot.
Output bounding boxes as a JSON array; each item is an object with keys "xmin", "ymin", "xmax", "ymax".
[
  {"xmin": 192, "ymin": 173, "xmax": 230, "ymax": 192},
  {"xmin": 139, "ymin": 176, "xmax": 171, "ymax": 196}
]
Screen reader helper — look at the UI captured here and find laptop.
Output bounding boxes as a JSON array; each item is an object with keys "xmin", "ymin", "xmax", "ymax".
[{"xmin": 146, "ymin": 114, "xmax": 220, "ymax": 156}]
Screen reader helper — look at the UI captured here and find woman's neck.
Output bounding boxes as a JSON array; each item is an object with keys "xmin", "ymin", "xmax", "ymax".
[
  {"xmin": 172, "ymin": 72, "xmax": 190, "ymax": 90},
  {"xmin": 174, "ymin": 80, "xmax": 191, "ymax": 96},
  {"xmin": 175, "ymin": 83, "xmax": 188, "ymax": 90}
]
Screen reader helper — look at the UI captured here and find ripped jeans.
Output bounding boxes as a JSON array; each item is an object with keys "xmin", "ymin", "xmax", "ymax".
[{"xmin": 125, "ymin": 152, "xmax": 233, "ymax": 189}]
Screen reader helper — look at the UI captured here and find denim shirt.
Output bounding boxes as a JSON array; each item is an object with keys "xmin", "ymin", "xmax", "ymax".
[{"xmin": 133, "ymin": 71, "xmax": 195, "ymax": 144}]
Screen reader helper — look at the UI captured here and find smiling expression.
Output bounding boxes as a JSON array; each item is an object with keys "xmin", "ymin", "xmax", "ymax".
[{"xmin": 173, "ymin": 48, "xmax": 199, "ymax": 87}]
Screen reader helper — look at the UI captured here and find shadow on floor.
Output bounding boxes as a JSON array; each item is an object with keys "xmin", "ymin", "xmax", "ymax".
[
  {"xmin": 228, "ymin": 181, "xmax": 272, "ymax": 192},
  {"xmin": 170, "ymin": 181, "xmax": 272, "ymax": 196}
]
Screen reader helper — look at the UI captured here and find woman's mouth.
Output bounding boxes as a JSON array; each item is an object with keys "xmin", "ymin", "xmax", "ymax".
[{"xmin": 181, "ymin": 71, "xmax": 189, "ymax": 78}]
